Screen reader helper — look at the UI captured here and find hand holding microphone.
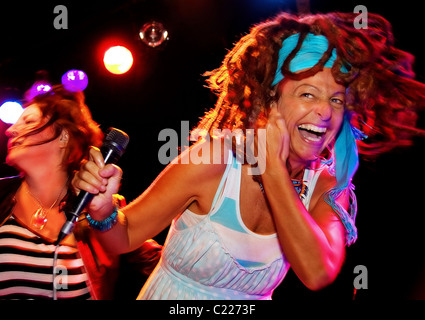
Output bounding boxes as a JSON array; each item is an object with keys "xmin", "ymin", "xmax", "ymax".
[{"xmin": 56, "ymin": 128, "xmax": 129, "ymax": 244}]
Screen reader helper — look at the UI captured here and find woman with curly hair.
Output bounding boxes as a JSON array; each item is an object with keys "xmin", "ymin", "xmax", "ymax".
[{"xmin": 72, "ymin": 12, "xmax": 425, "ymax": 299}]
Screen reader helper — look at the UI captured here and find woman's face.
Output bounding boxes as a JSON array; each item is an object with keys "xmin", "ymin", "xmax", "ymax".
[
  {"xmin": 5, "ymin": 103, "xmax": 64, "ymax": 171},
  {"xmin": 276, "ymin": 68, "xmax": 346, "ymax": 167}
]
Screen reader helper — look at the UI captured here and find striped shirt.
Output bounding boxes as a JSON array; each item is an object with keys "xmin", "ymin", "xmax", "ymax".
[{"xmin": 0, "ymin": 216, "xmax": 91, "ymax": 300}]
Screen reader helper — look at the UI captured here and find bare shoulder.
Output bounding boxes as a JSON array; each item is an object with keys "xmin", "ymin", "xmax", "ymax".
[
  {"xmin": 315, "ymin": 167, "xmax": 337, "ymax": 196},
  {"xmin": 123, "ymin": 136, "xmax": 232, "ymax": 230},
  {"xmin": 156, "ymin": 136, "xmax": 231, "ymax": 199},
  {"xmin": 172, "ymin": 136, "xmax": 230, "ymax": 174},
  {"xmin": 309, "ymin": 166, "xmax": 349, "ymax": 217}
]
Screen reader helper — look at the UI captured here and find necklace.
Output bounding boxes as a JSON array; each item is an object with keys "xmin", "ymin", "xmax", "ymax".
[
  {"xmin": 258, "ymin": 179, "xmax": 308, "ymax": 200},
  {"xmin": 257, "ymin": 168, "xmax": 308, "ymax": 200},
  {"xmin": 26, "ymin": 180, "xmax": 68, "ymax": 231}
]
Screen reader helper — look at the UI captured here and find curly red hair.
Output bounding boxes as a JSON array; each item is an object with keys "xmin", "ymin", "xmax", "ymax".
[{"xmin": 196, "ymin": 12, "xmax": 425, "ymax": 156}]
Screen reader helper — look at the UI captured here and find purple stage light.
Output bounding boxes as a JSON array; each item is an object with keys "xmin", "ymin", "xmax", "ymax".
[
  {"xmin": 61, "ymin": 69, "xmax": 88, "ymax": 92},
  {"xmin": 26, "ymin": 81, "xmax": 52, "ymax": 100}
]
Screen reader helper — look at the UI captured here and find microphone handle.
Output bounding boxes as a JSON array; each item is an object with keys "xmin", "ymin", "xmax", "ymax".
[
  {"xmin": 55, "ymin": 127, "xmax": 129, "ymax": 245},
  {"xmin": 55, "ymin": 192, "xmax": 95, "ymax": 245},
  {"xmin": 55, "ymin": 148, "xmax": 113, "ymax": 245}
]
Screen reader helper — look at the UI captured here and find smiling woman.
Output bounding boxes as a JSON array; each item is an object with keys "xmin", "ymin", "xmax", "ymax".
[
  {"xmin": 71, "ymin": 11, "xmax": 425, "ymax": 300},
  {"xmin": 274, "ymin": 69, "xmax": 346, "ymax": 169}
]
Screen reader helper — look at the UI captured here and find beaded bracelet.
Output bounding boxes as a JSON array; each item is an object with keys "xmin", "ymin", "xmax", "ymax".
[{"xmin": 86, "ymin": 206, "xmax": 118, "ymax": 232}]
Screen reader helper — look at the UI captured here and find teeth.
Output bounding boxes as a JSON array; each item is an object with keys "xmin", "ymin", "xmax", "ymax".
[{"xmin": 298, "ymin": 124, "xmax": 327, "ymax": 133}]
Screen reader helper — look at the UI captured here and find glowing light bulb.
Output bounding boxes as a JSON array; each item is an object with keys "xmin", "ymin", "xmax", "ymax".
[
  {"xmin": 61, "ymin": 69, "xmax": 88, "ymax": 91},
  {"xmin": 103, "ymin": 46, "xmax": 134, "ymax": 75},
  {"xmin": 26, "ymin": 81, "xmax": 52, "ymax": 100},
  {"xmin": 139, "ymin": 21, "xmax": 168, "ymax": 48},
  {"xmin": 0, "ymin": 101, "xmax": 23, "ymax": 124}
]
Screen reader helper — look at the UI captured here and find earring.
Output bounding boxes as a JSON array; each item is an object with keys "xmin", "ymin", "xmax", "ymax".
[{"xmin": 59, "ymin": 131, "xmax": 69, "ymax": 145}]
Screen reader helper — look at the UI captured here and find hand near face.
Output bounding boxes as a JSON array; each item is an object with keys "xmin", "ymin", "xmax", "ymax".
[
  {"xmin": 256, "ymin": 106, "xmax": 290, "ymax": 175},
  {"xmin": 267, "ymin": 106, "xmax": 290, "ymax": 164}
]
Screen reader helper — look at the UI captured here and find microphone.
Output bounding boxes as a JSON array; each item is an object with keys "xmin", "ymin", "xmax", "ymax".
[{"xmin": 55, "ymin": 128, "xmax": 129, "ymax": 245}]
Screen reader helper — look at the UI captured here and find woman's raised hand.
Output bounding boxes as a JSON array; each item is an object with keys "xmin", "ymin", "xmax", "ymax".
[{"xmin": 72, "ymin": 146, "xmax": 123, "ymax": 219}]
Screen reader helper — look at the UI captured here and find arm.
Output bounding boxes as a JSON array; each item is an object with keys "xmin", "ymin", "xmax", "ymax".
[
  {"xmin": 72, "ymin": 141, "xmax": 228, "ymax": 254},
  {"xmin": 261, "ymin": 110, "xmax": 346, "ymax": 291},
  {"xmin": 262, "ymin": 162, "xmax": 346, "ymax": 290}
]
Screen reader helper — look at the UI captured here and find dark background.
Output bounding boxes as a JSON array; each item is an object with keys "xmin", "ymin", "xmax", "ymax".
[{"xmin": 0, "ymin": 0, "xmax": 424, "ymax": 300}]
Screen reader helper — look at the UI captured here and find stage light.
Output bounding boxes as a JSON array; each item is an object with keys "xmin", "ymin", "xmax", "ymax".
[
  {"xmin": 0, "ymin": 101, "xmax": 23, "ymax": 124},
  {"xmin": 103, "ymin": 46, "xmax": 133, "ymax": 75},
  {"xmin": 26, "ymin": 81, "xmax": 52, "ymax": 100},
  {"xmin": 139, "ymin": 21, "xmax": 168, "ymax": 48},
  {"xmin": 61, "ymin": 69, "xmax": 88, "ymax": 92}
]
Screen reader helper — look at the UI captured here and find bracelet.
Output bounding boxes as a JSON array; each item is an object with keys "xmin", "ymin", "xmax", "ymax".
[{"xmin": 86, "ymin": 206, "xmax": 118, "ymax": 232}]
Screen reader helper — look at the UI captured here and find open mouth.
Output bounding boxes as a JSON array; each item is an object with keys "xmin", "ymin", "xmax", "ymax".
[{"xmin": 298, "ymin": 124, "xmax": 327, "ymax": 142}]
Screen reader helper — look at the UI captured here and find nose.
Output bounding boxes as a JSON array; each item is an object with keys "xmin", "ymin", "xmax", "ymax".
[
  {"xmin": 5, "ymin": 124, "xmax": 18, "ymax": 138},
  {"xmin": 315, "ymin": 100, "xmax": 332, "ymax": 121}
]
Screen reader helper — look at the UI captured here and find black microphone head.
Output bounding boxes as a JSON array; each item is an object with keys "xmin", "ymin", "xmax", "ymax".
[{"xmin": 101, "ymin": 128, "xmax": 130, "ymax": 162}]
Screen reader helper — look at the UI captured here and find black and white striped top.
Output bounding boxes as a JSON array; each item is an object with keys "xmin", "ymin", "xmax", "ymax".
[{"xmin": 0, "ymin": 216, "xmax": 91, "ymax": 300}]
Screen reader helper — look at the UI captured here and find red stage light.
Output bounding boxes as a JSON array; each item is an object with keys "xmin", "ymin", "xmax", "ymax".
[{"xmin": 103, "ymin": 46, "xmax": 133, "ymax": 75}]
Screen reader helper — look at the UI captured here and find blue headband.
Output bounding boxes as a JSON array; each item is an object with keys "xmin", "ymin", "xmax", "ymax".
[
  {"xmin": 272, "ymin": 33, "xmax": 361, "ymax": 245},
  {"xmin": 272, "ymin": 33, "xmax": 348, "ymax": 86}
]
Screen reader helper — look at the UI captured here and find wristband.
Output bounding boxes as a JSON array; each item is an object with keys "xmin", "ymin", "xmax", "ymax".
[{"xmin": 86, "ymin": 206, "xmax": 118, "ymax": 232}]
